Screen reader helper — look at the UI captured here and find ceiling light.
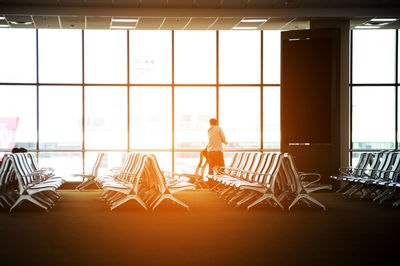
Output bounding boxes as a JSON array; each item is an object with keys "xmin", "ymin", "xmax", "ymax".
[
  {"xmin": 355, "ymin": 25, "xmax": 380, "ymax": 29},
  {"xmin": 370, "ymin": 18, "xmax": 398, "ymax": 23},
  {"xmin": 111, "ymin": 26, "xmax": 135, "ymax": 29},
  {"xmin": 0, "ymin": 16, "xmax": 5, "ymax": 20},
  {"xmin": 241, "ymin": 19, "xmax": 268, "ymax": 23},
  {"xmin": 0, "ymin": 25, "xmax": 9, "ymax": 28},
  {"xmin": 9, "ymin": 21, "xmax": 33, "ymax": 25},
  {"xmin": 112, "ymin": 18, "xmax": 138, "ymax": 23},
  {"xmin": 233, "ymin": 26, "xmax": 258, "ymax": 30}
]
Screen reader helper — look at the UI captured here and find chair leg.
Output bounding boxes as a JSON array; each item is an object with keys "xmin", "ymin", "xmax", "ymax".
[
  {"xmin": 209, "ymin": 183, "xmax": 222, "ymax": 191},
  {"xmin": 373, "ymin": 188, "xmax": 390, "ymax": 202},
  {"xmin": 77, "ymin": 179, "xmax": 96, "ymax": 191},
  {"xmin": 167, "ymin": 194, "xmax": 190, "ymax": 211},
  {"xmin": 228, "ymin": 190, "xmax": 247, "ymax": 204},
  {"xmin": 75, "ymin": 179, "xmax": 87, "ymax": 190},
  {"xmin": 303, "ymin": 195, "xmax": 326, "ymax": 211},
  {"xmin": 9, "ymin": 196, "xmax": 25, "ymax": 212},
  {"xmin": 247, "ymin": 194, "xmax": 270, "ymax": 210},
  {"xmin": 26, "ymin": 195, "xmax": 49, "ymax": 211},
  {"xmin": 378, "ymin": 189, "xmax": 396, "ymax": 204},
  {"xmin": 151, "ymin": 194, "xmax": 189, "ymax": 211},
  {"xmin": 236, "ymin": 192, "xmax": 257, "ymax": 207},
  {"xmin": 336, "ymin": 182, "xmax": 351, "ymax": 193},
  {"xmin": 110, "ymin": 195, "xmax": 148, "ymax": 211},
  {"xmin": 10, "ymin": 195, "xmax": 49, "ymax": 212},
  {"xmin": 393, "ymin": 198, "xmax": 400, "ymax": 207},
  {"xmin": 360, "ymin": 187, "xmax": 375, "ymax": 199},
  {"xmin": 288, "ymin": 195, "xmax": 303, "ymax": 211}
]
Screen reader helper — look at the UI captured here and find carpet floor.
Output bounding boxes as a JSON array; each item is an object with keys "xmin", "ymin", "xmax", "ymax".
[{"xmin": 0, "ymin": 190, "xmax": 399, "ymax": 266}]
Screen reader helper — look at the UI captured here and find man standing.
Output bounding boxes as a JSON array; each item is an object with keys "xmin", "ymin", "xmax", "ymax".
[{"xmin": 207, "ymin": 118, "xmax": 227, "ymax": 175}]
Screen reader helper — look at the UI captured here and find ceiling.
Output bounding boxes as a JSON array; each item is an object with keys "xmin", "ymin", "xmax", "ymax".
[{"xmin": 0, "ymin": 0, "xmax": 400, "ymax": 30}]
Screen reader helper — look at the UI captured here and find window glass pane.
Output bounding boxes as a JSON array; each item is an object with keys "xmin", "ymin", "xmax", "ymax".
[
  {"xmin": 263, "ymin": 31, "xmax": 280, "ymax": 84},
  {"xmin": 151, "ymin": 152, "xmax": 172, "ymax": 172},
  {"xmin": 263, "ymin": 86, "xmax": 280, "ymax": 149},
  {"xmin": 352, "ymin": 86, "xmax": 395, "ymax": 149},
  {"xmin": 38, "ymin": 152, "xmax": 82, "ymax": 182},
  {"xmin": 219, "ymin": 86, "xmax": 260, "ymax": 149},
  {"xmin": 85, "ymin": 86, "xmax": 127, "ymax": 149},
  {"xmin": 39, "ymin": 86, "xmax": 82, "ymax": 150},
  {"xmin": 175, "ymin": 31, "xmax": 216, "ymax": 84},
  {"xmin": 39, "ymin": 29, "xmax": 82, "ymax": 83},
  {"xmin": 353, "ymin": 30, "xmax": 395, "ymax": 84},
  {"xmin": 0, "ymin": 29, "xmax": 36, "ymax": 83},
  {"xmin": 130, "ymin": 86, "xmax": 171, "ymax": 149},
  {"xmin": 0, "ymin": 86, "xmax": 36, "ymax": 150},
  {"xmin": 219, "ymin": 31, "xmax": 260, "ymax": 84},
  {"xmin": 85, "ymin": 151, "xmax": 126, "ymax": 178},
  {"xmin": 84, "ymin": 30, "xmax": 127, "ymax": 84},
  {"xmin": 130, "ymin": 31, "xmax": 171, "ymax": 84},
  {"xmin": 175, "ymin": 87, "xmax": 216, "ymax": 149}
]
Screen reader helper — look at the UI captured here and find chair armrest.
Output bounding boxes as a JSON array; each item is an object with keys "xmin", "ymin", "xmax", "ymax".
[{"xmin": 299, "ymin": 172, "xmax": 321, "ymax": 187}]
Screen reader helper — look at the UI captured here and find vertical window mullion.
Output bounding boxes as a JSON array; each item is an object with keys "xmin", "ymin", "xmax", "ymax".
[
  {"xmin": 172, "ymin": 30, "xmax": 175, "ymax": 173},
  {"xmin": 36, "ymin": 29, "xmax": 39, "ymax": 153},
  {"xmin": 82, "ymin": 30, "xmax": 85, "ymax": 172},
  {"xmin": 395, "ymin": 29, "xmax": 399, "ymax": 150},
  {"xmin": 350, "ymin": 30, "xmax": 353, "ymax": 163},
  {"xmin": 127, "ymin": 30, "xmax": 130, "ymax": 152},
  {"xmin": 216, "ymin": 30, "xmax": 219, "ymax": 122},
  {"xmin": 261, "ymin": 31, "xmax": 264, "ymax": 151}
]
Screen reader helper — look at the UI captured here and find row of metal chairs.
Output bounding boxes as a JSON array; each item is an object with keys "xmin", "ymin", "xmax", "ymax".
[
  {"xmin": 0, "ymin": 153, "xmax": 65, "ymax": 212},
  {"xmin": 208, "ymin": 152, "xmax": 330, "ymax": 210},
  {"xmin": 331, "ymin": 151, "xmax": 400, "ymax": 206},
  {"xmin": 94, "ymin": 153, "xmax": 195, "ymax": 211}
]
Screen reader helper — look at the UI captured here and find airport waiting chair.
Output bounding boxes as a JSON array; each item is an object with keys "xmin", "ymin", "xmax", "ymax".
[{"xmin": 75, "ymin": 153, "xmax": 104, "ymax": 191}]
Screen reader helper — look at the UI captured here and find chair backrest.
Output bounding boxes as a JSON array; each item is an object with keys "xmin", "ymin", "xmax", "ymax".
[
  {"xmin": 127, "ymin": 154, "xmax": 147, "ymax": 183},
  {"xmin": 26, "ymin": 153, "xmax": 40, "ymax": 172},
  {"xmin": 119, "ymin": 153, "xmax": 141, "ymax": 181},
  {"xmin": 9, "ymin": 153, "xmax": 33, "ymax": 193},
  {"xmin": 366, "ymin": 151, "xmax": 390, "ymax": 178},
  {"xmin": 231, "ymin": 152, "xmax": 250, "ymax": 176},
  {"xmin": 228, "ymin": 153, "xmax": 239, "ymax": 169},
  {"xmin": 118, "ymin": 153, "xmax": 138, "ymax": 180},
  {"xmin": 353, "ymin": 152, "xmax": 371, "ymax": 177},
  {"xmin": 120, "ymin": 153, "xmax": 136, "ymax": 174},
  {"xmin": 259, "ymin": 153, "xmax": 282, "ymax": 188},
  {"xmin": 129, "ymin": 155, "xmax": 148, "ymax": 194},
  {"xmin": 226, "ymin": 153, "xmax": 245, "ymax": 175},
  {"xmin": 375, "ymin": 152, "xmax": 396, "ymax": 179},
  {"xmin": 91, "ymin": 153, "xmax": 104, "ymax": 177},
  {"xmin": 0, "ymin": 155, "xmax": 13, "ymax": 188},
  {"xmin": 280, "ymin": 154, "xmax": 304, "ymax": 194},
  {"xmin": 253, "ymin": 153, "xmax": 277, "ymax": 184},
  {"xmin": 382, "ymin": 152, "xmax": 400, "ymax": 181},
  {"xmin": 239, "ymin": 153, "xmax": 259, "ymax": 179},
  {"xmin": 146, "ymin": 155, "xmax": 169, "ymax": 194},
  {"xmin": 248, "ymin": 153, "xmax": 270, "ymax": 182}
]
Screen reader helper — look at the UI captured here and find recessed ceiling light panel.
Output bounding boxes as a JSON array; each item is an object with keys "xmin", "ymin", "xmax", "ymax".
[
  {"xmin": 233, "ymin": 26, "xmax": 258, "ymax": 30},
  {"xmin": 370, "ymin": 18, "xmax": 398, "ymax": 23},
  {"xmin": 112, "ymin": 18, "xmax": 138, "ymax": 23},
  {"xmin": 111, "ymin": 26, "xmax": 135, "ymax": 29},
  {"xmin": 241, "ymin": 19, "xmax": 268, "ymax": 23}
]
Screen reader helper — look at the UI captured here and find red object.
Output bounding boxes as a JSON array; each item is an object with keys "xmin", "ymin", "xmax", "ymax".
[{"xmin": 0, "ymin": 117, "xmax": 19, "ymax": 161}]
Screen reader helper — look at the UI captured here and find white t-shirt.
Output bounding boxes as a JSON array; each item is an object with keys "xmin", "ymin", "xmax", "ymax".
[{"xmin": 207, "ymin": 126, "xmax": 226, "ymax": 152}]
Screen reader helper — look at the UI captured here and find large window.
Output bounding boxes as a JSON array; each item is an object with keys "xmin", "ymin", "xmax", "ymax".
[
  {"xmin": 351, "ymin": 29, "xmax": 399, "ymax": 164},
  {"xmin": 0, "ymin": 29, "xmax": 281, "ymax": 180}
]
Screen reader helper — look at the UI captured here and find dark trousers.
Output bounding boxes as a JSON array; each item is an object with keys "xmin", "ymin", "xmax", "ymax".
[{"xmin": 208, "ymin": 151, "xmax": 225, "ymax": 175}]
